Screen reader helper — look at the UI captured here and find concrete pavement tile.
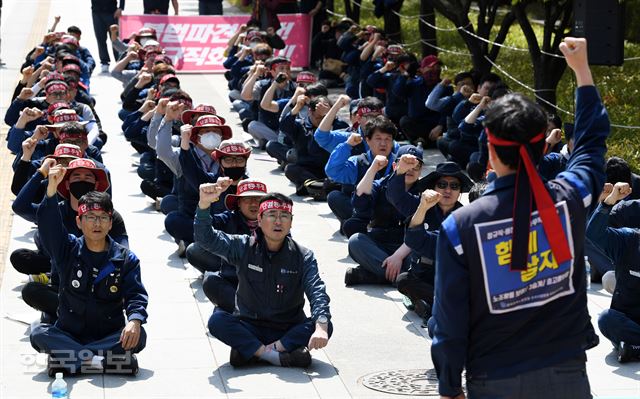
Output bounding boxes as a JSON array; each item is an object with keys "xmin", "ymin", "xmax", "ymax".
[
  {"xmin": 103, "ymin": 367, "xmax": 227, "ymax": 399},
  {"xmin": 136, "ymin": 338, "xmax": 215, "ymax": 370},
  {"xmin": 218, "ymin": 364, "xmax": 319, "ymax": 399}
]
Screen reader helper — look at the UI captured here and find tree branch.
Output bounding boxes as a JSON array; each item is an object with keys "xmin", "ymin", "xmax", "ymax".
[
  {"xmin": 513, "ymin": 2, "xmax": 541, "ymax": 62},
  {"xmin": 488, "ymin": 10, "xmax": 515, "ymax": 61}
]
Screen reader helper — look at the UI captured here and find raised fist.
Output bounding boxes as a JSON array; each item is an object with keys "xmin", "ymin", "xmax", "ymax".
[
  {"xmin": 18, "ymin": 87, "xmax": 35, "ymax": 101},
  {"xmin": 38, "ymin": 157, "xmax": 57, "ymax": 178},
  {"xmin": 440, "ymin": 78, "xmax": 451, "ymax": 87},
  {"xmin": 346, "ymin": 132, "xmax": 363, "ymax": 147},
  {"xmin": 32, "ymin": 125, "xmax": 50, "ymax": 141},
  {"xmin": 599, "ymin": 182, "xmax": 614, "ymax": 203},
  {"xmin": 469, "ymin": 93, "xmax": 483, "ymax": 105},
  {"xmin": 396, "ymin": 154, "xmax": 419, "ymax": 174},
  {"xmin": 156, "ymin": 98, "xmax": 170, "ymax": 115},
  {"xmin": 198, "ymin": 183, "xmax": 222, "ymax": 208},
  {"xmin": 21, "ymin": 138, "xmax": 38, "ymax": 161},
  {"xmin": 336, "ymin": 94, "xmax": 351, "ymax": 108},
  {"xmin": 137, "ymin": 72, "xmax": 153, "ymax": 87},
  {"xmin": 420, "ymin": 189, "xmax": 442, "ymax": 209},
  {"xmin": 604, "ymin": 182, "xmax": 632, "ymax": 206},
  {"xmin": 478, "ymin": 96, "xmax": 492, "ymax": 110},
  {"xmin": 372, "ymin": 154, "xmax": 388, "ymax": 171},
  {"xmin": 545, "ymin": 128, "xmax": 563, "ymax": 146},
  {"xmin": 559, "ymin": 37, "xmax": 588, "ymax": 73},
  {"xmin": 46, "ymin": 165, "xmax": 67, "ymax": 197},
  {"xmin": 216, "ymin": 176, "xmax": 233, "ymax": 190}
]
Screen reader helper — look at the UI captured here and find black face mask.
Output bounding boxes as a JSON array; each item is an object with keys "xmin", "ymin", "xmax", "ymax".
[
  {"xmin": 223, "ymin": 167, "xmax": 245, "ymax": 181},
  {"xmin": 69, "ymin": 181, "xmax": 95, "ymax": 199}
]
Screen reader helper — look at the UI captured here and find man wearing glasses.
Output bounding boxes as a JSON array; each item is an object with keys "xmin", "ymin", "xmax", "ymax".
[
  {"xmin": 195, "ymin": 180, "xmax": 332, "ymax": 368},
  {"xmin": 30, "ymin": 164, "xmax": 147, "ymax": 377}
]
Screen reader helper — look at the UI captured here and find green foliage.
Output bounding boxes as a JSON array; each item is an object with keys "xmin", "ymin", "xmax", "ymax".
[{"xmin": 333, "ymin": 0, "xmax": 640, "ymax": 170}]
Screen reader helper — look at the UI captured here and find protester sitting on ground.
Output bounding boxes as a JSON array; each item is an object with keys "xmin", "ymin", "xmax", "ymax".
[
  {"xmin": 345, "ymin": 145, "xmax": 425, "ymax": 286},
  {"xmin": 388, "ymin": 161, "xmax": 472, "ymax": 318},
  {"xmin": 12, "ymin": 157, "xmax": 127, "ymax": 322},
  {"xmin": 324, "ymin": 115, "xmax": 399, "ymax": 233},
  {"xmin": 280, "ymin": 95, "xmax": 348, "ymax": 198},
  {"xmin": 430, "ymin": 37, "xmax": 605, "ymax": 398},
  {"xmin": 31, "ymin": 166, "xmax": 147, "ymax": 377},
  {"xmin": 189, "ymin": 179, "xmax": 268, "ymax": 312},
  {"xmin": 586, "ymin": 182, "xmax": 640, "ymax": 363},
  {"xmin": 606, "ymin": 156, "xmax": 640, "ymax": 200},
  {"xmin": 196, "ymin": 183, "xmax": 332, "ymax": 368}
]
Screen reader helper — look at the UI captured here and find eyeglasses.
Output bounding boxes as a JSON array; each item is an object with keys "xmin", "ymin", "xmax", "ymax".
[
  {"xmin": 83, "ymin": 214, "xmax": 111, "ymax": 224},
  {"xmin": 262, "ymin": 211, "xmax": 292, "ymax": 222},
  {"xmin": 436, "ymin": 180, "xmax": 461, "ymax": 191},
  {"xmin": 222, "ymin": 156, "xmax": 247, "ymax": 166}
]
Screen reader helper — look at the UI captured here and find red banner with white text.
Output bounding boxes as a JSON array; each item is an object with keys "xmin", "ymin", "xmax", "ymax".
[{"xmin": 119, "ymin": 14, "xmax": 310, "ymax": 72}]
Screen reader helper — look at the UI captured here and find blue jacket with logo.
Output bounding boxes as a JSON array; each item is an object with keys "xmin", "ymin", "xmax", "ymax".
[
  {"xmin": 37, "ymin": 195, "xmax": 147, "ymax": 342},
  {"xmin": 431, "ymin": 85, "xmax": 608, "ymax": 396},
  {"xmin": 194, "ymin": 207, "xmax": 330, "ymax": 327}
]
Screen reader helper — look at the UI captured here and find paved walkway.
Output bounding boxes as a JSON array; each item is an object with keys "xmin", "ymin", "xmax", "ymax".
[{"xmin": 0, "ymin": 1, "xmax": 639, "ymax": 398}]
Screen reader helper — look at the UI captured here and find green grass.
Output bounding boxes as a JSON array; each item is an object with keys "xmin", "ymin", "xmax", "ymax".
[{"xmin": 333, "ymin": 0, "xmax": 640, "ymax": 170}]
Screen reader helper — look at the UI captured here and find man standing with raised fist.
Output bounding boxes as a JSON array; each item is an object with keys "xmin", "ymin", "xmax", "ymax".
[{"xmin": 432, "ymin": 37, "xmax": 609, "ymax": 399}]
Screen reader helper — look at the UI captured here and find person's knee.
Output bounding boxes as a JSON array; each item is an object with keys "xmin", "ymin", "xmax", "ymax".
[
  {"xmin": 10, "ymin": 249, "xmax": 29, "ymax": 273},
  {"xmin": 207, "ymin": 309, "xmax": 231, "ymax": 336},
  {"xmin": 598, "ymin": 308, "xmax": 617, "ymax": 333}
]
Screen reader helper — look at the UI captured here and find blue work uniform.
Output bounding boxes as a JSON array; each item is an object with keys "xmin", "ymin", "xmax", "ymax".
[{"xmin": 431, "ymin": 85, "xmax": 609, "ymax": 397}]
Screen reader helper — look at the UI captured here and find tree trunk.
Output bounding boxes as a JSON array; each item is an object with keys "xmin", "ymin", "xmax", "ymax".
[
  {"xmin": 384, "ymin": 1, "xmax": 403, "ymax": 42},
  {"xmin": 343, "ymin": 0, "xmax": 361, "ymax": 23},
  {"xmin": 533, "ymin": 56, "xmax": 567, "ymax": 113},
  {"xmin": 420, "ymin": 0, "xmax": 437, "ymax": 56}
]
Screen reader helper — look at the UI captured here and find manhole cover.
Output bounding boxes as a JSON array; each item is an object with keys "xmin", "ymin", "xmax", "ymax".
[{"xmin": 360, "ymin": 369, "xmax": 440, "ymax": 396}]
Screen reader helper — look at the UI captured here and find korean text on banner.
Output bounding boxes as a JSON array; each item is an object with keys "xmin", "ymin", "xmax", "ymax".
[{"xmin": 119, "ymin": 14, "xmax": 311, "ymax": 72}]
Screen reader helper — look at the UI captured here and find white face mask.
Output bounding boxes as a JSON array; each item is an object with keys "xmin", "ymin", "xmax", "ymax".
[
  {"xmin": 249, "ymin": 42, "xmax": 260, "ymax": 49},
  {"xmin": 199, "ymin": 132, "xmax": 222, "ymax": 150},
  {"xmin": 140, "ymin": 38, "xmax": 152, "ymax": 46}
]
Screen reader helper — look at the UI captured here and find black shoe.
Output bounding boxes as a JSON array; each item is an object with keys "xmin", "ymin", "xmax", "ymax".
[
  {"xmin": 618, "ymin": 341, "xmax": 640, "ymax": 363},
  {"xmin": 229, "ymin": 348, "xmax": 260, "ymax": 367},
  {"xmin": 344, "ymin": 266, "xmax": 384, "ymax": 286},
  {"xmin": 413, "ymin": 299, "xmax": 432, "ymax": 319},
  {"xmin": 241, "ymin": 118, "xmax": 251, "ymax": 133},
  {"xmin": 104, "ymin": 353, "xmax": 139, "ymax": 375},
  {"xmin": 279, "ymin": 347, "xmax": 311, "ymax": 368},
  {"xmin": 295, "ymin": 185, "xmax": 309, "ymax": 196}
]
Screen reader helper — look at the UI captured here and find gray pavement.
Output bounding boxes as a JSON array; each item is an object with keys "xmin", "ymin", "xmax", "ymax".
[{"xmin": 1, "ymin": 1, "xmax": 639, "ymax": 398}]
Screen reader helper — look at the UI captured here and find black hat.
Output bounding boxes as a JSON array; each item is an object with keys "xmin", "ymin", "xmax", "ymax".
[{"xmin": 421, "ymin": 162, "xmax": 473, "ymax": 192}]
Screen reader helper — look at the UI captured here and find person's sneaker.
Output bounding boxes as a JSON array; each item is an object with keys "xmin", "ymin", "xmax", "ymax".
[
  {"xmin": 618, "ymin": 341, "xmax": 640, "ymax": 363},
  {"xmin": 344, "ymin": 266, "xmax": 384, "ymax": 286},
  {"xmin": 279, "ymin": 347, "xmax": 311, "ymax": 368},
  {"xmin": 101, "ymin": 64, "xmax": 109, "ymax": 74},
  {"xmin": 29, "ymin": 273, "xmax": 49, "ymax": 284},
  {"xmin": 154, "ymin": 198, "xmax": 162, "ymax": 212},
  {"xmin": 104, "ymin": 353, "xmax": 138, "ymax": 375}
]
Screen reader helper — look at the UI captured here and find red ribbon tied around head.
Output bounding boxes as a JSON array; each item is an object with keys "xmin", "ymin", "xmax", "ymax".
[
  {"xmin": 486, "ymin": 129, "xmax": 572, "ymax": 271},
  {"xmin": 78, "ymin": 203, "xmax": 112, "ymax": 217},
  {"xmin": 259, "ymin": 200, "xmax": 293, "ymax": 216}
]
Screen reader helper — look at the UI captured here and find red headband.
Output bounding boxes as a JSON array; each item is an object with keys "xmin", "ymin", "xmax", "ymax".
[
  {"xmin": 52, "ymin": 113, "xmax": 79, "ymax": 124},
  {"xmin": 356, "ymin": 107, "xmax": 379, "ymax": 117},
  {"xmin": 487, "ymin": 129, "xmax": 572, "ymax": 271},
  {"xmin": 59, "ymin": 132, "xmax": 86, "ymax": 141},
  {"xmin": 77, "ymin": 203, "xmax": 112, "ymax": 217},
  {"xmin": 46, "ymin": 83, "xmax": 68, "ymax": 94},
  {"xmin": 259, "ymin": 200, "xmax": 293, "ymax": 215}
]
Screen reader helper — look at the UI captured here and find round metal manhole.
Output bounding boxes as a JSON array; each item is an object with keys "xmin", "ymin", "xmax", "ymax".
[{"xmin": 360, "ymin": 369, "xmax": 441, "ymax": 397}]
